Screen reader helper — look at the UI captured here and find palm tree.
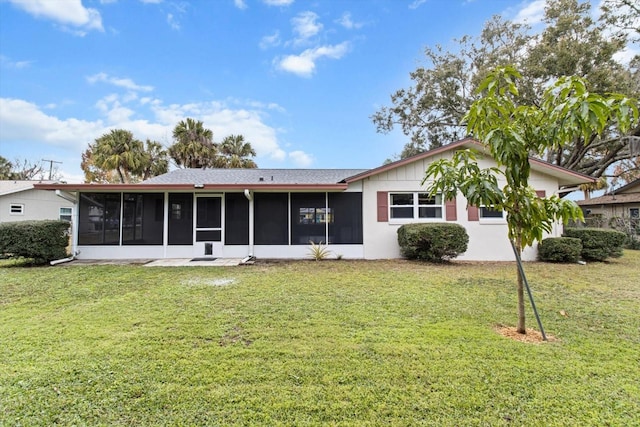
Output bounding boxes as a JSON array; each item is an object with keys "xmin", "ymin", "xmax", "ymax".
[
  {"xmin": 91, "ymin": 129, "xmax": 145, "ymax": 183},
  {"xmin": 579, "ymin": 176, "xmax": 608, "ymax": 200},
  {"xmin": 169, "ymin": 118, "xmax": 218, "ymax": 168},
  {"xmin": 140, "ymin": 139, "xmax": 169, "ymax": 180},
  {"xmin": 219, "ymin": 134, "xmax": 258, "ymax": 168}
]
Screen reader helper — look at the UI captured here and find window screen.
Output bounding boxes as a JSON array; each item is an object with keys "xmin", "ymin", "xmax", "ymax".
[
  {"xmin": 78, "ymin": 193, "xmax": 121, "ymax": 245},
  {"xmin": 225, "ymin": 193, "xmax": 249, "ymax": 245},
  {"xmin": 254, "ymin": 193, "xmax": 288, "ymax": 245},
  {"xmin": 480, "ymin": 206, "xmax": 504, "ymax": 219},
  {"xmin": 291, "ymin": 193, "xmax": 326, "ymax": 244},
  {"xmin": 168, "ymin": 193, "xmax": 193, "ymax": 245},
  {"xmin": 328, "ymin": 192, "xmax": 362, "ymax": 244},
  {"xmin": 122, "ymin": 193, "xmax": 164, "ymax": 245},
  {"xmin": 59, "ymin": 207, "xmax": 72, "ymax": 222}
]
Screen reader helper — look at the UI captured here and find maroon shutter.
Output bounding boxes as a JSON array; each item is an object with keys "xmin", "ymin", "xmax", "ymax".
[
  {"xmin": 445, "ymin": 198, "xmax": 457, "ymax": 221},
  {"xmin": 536, "ymin": 190, "xmax": 546, "ymax": 197},
  {"xmin": 377, "ymin": 191, "xmax": 388, "ymax": 222},
  {"xmin": 467, "ymin": 205, "xmax": 479, "ymax": 221}
]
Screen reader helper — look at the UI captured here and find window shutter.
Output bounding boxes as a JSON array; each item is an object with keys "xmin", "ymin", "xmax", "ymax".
[
  {"xmin": 536, "ymin": 190, "xmax": 546, "ymax": 197},
  {"xmin": 445, "ymin": 198, "xmax": 457, "ymax": 221},
  {"xmin": 467, "ymin": 205, "xmax": 479, "ymax": 221},
  {"xmin": 377, "ymin": 191, "xmax": 388, "ymax": 222}
]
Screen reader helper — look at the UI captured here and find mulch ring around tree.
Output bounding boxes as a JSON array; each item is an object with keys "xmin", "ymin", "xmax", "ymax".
[{"xmin": 495, "ymin": 324, "xmax": 559, "ymax": 344}]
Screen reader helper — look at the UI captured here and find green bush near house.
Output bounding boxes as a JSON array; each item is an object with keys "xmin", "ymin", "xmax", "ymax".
[
  {"xmin": 397, "ymin": 222, "xmax": 469, "ymax": 262},
  {"xmin": 0, "ymin": 220, "xmax": 69, "ymax": 264},
  {"xmin": 538, "ymin": 237, "xmax": 582, "ymax": 263},
  {"xmin": 563, "ymin": 227, "xmax": 626, "ymax": 262}
]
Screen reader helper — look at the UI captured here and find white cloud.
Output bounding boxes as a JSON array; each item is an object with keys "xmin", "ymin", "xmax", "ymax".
[
  {"xmin": 260, "ymin": 31, "xmax": 281, "ymax": 49},
  {"xmin": 276, "ymin": 42, "xmax": 350, "ymax": 77},
  {"xmin": 0, "ymin": 90, "xmax": 296, "ymax": 179},
  {"xmin": 263, "ymin": 0, "xmax": 294, "ymax": 6},
  {"xmin": 140, "ymin": 0, "xmax": 163, "ymax": 3},
  {"xmin": 234, "ymin": 0, "xmax": 248, "ymax": 9},
  {"xmin": 87, "ymin": 73, "xmax": 154, "ymax": 92},
  {"xmin": 0, "ymin": 55, "xmax": 33, "ymax": 69},
  {"xmin": 289, "ymin": 150, "xmax": 313, "ymax": 167},
  {"xmin": 7, "ymin": 0, "xmax": 103, "ymax": 32},
  {"xmin": 95, "ymin": 94, "xmax": 136, "ymax": 123},
  {"xmin": 514, "ymin": 0, "xmax": 546, "ymax": 25},
  {"xmin": 613, "ymin": 46, "xmax": 640, "ymax": 66},
  {"xmin": 167, "ymin": 13, "xmax": 180, "ymax": 30},
  {"xmin": 336, "ymin": 12, "xmax": 363, "ymax": 30},
  {"xmin": 291, "ymin": 11, "xmax": 322, "ymax": 41},
  {"xmin": 0, "ymin": 98, "xmax": 104, "ymax": 149},
  {"xmin": 408, "ymin": 0, "xmax": 427, "ymax": 10}
]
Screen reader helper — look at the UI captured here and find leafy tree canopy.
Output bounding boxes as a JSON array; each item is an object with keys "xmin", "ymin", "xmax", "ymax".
[
  {"xmin": 373, "ymin": 0, "xmax": 640, "ymax": 179},
  {"xmin": 81, "ymin": 129, "xmax": 169, "ymax": 183},
  {"xmin": 423, "ymin": 66, "xmax": 638, "ymax": 333}
]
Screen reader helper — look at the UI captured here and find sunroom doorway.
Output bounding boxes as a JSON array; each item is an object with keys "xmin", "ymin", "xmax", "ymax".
[{"xmin": 194, "ymin": 195, "xmax": 223, "ymax": 258}]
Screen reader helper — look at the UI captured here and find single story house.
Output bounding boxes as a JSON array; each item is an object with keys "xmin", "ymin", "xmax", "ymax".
[
  {"xmin": 0, "ymin": 180, "xmax": 75, "ymax": 224},
  {"xmin": 35, "ymin": 139, "xmax": 595, "ymax": 261},
  {"xmin": 577, "ymin": 178, "xmax": 640, "ymax": 229}
]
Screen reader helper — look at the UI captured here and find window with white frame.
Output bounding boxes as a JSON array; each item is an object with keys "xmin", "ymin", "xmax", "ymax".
[
  {"xmin": 389, "ymin": 192, "xmax": 443, "ymax": 220},
  {"xmin": 60, "ymin": 207, "xmax": 72, "ymax": 222},
  {"xmin": 10, "ymin": 204, "xmax": 24, "ymax": 215},
  {"xmin": 480, "ymin": 205, "xmax": 505, "ymax": 219}
]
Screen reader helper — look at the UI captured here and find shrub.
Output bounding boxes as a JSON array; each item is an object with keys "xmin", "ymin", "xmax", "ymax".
[
  {"xmin": 307, "ymin": 241, "xmax": 331, "ymax": 261},
  {"xmin": 538, "ymin": 237, "xmax": 582, "ymax": 263},
  {"xmin": 0, "ymin": 220, "xmax": 70, "ymax": 265},
  {"xmin": 626, "ymin": 237, "xmax": 640, "ymax": 251},
  {"xmin": 563, "ymin": 227, "xmax": 626, "ymax": 261},
  {"xmin": 397, "ymin": 223, "xmax": 468, "ymax": 262}
]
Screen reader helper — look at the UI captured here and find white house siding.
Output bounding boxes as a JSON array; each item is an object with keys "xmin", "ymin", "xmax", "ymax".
[
  {"xmin": 0, "ymin": 188, "xmax": 73, "ymax": 223},
  {"xmin": 360, "ymin": 153, "xmax": 563, "ymax": 261}
]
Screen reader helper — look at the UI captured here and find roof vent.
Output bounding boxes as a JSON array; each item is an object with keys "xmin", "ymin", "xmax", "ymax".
[{"xmin": 259, "ymin": 177, "xmax": 264, "ymax": 182}]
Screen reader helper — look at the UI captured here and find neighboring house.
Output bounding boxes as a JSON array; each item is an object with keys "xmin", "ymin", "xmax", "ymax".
[
  {"xmin": 577, "ymin": 178, "xmax": 640, "ymax": 227},
  {"xmin": 35, "ymin": 139, "xmax": 595, "ymax": 261},
  {"xmin": 0, "ymin": 180, "xmax": 75, "ymax": 224}
]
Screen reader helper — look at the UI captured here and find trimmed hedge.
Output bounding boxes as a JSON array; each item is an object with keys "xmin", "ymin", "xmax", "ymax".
[
  {"xmin": 0, "ymin": 220, "xmax": 70, "ymax": 265},
  {"xmin": 563, "ymin": 228, "xmax": 626, "ymax": 262},
  {"xmin": 397, "ymin": 223, "xmax": 469, "ymax": 262},
  {"xmin": 538, "ymin": 237, "xmax": 582, "ymax": 263}
]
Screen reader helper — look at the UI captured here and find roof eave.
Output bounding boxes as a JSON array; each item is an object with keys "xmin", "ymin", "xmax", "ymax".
[
  {"xmin": 345, "ymin": 137, "xmax": 597, "ymax": 186},
  {"xmin": 34, "ymin": 183, "xmax": 349, "ymax": 192}
]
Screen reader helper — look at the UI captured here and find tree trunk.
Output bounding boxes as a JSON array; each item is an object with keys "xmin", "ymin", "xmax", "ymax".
[{"xmin": 515, "ymin": 236, "xmax": 526, "ymax": 334}]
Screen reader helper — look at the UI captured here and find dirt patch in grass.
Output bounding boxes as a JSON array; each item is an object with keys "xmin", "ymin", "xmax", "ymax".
[{"xmin": 495, "ymin": 324, "xmax": 558, "ymax": 344}]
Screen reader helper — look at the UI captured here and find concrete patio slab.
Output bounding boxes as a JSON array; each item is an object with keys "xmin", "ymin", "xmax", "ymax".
[{"xmin": 144, "ymin": 258, "xmax": 243, "ymax": 267}]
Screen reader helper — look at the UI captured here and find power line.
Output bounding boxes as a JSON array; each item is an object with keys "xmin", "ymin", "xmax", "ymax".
[{"xmin": 42, "ymin": 159, "xmax": 62, "ymax": 180}]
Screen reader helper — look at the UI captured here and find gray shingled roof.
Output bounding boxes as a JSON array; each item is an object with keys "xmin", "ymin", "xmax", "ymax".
[
  {"xmin": 142, "ymin": 168, "xmax": 368, "ymax": 185},
  {"xmin": 0, "ymin": 180, "xmax": 57, "ymax": 196}
]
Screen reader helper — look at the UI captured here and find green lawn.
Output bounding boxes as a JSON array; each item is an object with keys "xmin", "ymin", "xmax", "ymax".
[{"xmin": 1, "ymin": 252, "xmax": 639, "ymax": 426}]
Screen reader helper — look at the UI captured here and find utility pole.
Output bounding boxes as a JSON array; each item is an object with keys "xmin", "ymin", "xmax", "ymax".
[{"xmin": 42, "ymin": 159, "xmax": 62, "ymax": 180}]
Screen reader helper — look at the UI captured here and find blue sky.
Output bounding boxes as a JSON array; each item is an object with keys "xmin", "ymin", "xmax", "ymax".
[{"xmin": 0, "ymin": 0, "xmax": 555, "ymax": 182}]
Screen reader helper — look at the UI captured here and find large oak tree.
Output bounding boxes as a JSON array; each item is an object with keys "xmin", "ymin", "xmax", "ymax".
[{"xmin": 373, "ymin": 0, "xmax": 640, "ymax": 180}]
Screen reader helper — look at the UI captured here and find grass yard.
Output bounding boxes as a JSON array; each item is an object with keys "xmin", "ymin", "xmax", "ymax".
[{"xmin": 1, "ymin": 252, "xmax": 639, "ymax": 426}]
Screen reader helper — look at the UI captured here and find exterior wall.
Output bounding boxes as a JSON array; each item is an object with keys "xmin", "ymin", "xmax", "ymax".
[
  {"xmin": 361, "ymin": 153, "xmax": 563, "ymax": 261},
  {"xmin": 0, "ymin": 188, "xmax": 74, "ymax": 223}
]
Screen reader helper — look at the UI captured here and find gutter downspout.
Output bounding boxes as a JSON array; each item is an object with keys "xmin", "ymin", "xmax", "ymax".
[{"xmin": 244, "ymin": 189, "xmax": 255, "ymax": 261}]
